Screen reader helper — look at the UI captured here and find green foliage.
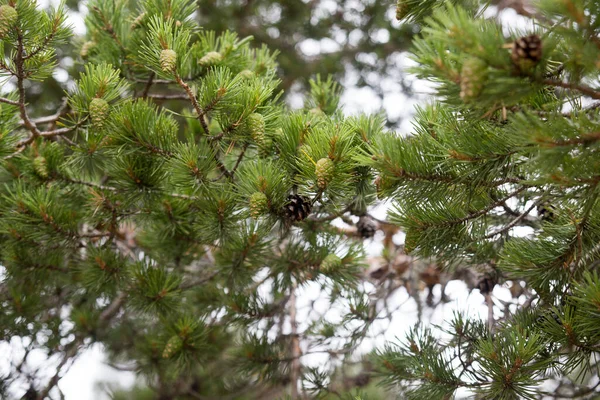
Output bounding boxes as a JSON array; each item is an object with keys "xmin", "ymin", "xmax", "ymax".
[
  {"xmin": 371, "ymin": 0, "xmax": 600, "ymax": 398},
  {"xmin": 5, "ymin": 0, "xmax": 600, "ymax": 399},
  {"xmin": 0, "ymin": 1, "xmax": 390, "ymax": 398}
]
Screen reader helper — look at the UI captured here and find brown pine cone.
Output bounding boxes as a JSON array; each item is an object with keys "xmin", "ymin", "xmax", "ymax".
[
  {"xmin": 283, "ymin": 194, "xmax": 312, "ymax": 222},
  {"xmin": 511, "ymin": 34, "xmax": 542, "ymax": 70}
]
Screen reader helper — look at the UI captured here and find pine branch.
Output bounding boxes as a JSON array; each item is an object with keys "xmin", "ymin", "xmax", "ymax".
[
  {"xmin": 141, "ymin": 72, "xmax": 155, "ymax": 99},
  {"xmin": 0, "ymin": 97, "xmax": 20, "ymax": 106},
  {"xmin": 542, "ymin": 78, "xmax": 600, "ymax": 100},
  {"xmin": 36, "ymin": 338, "xmax": 83, "ymax": 400},
  {"xmin": 481, "ymin": 199, "xmax": 540, "ymax": 239},
  {"xmin": 174, "ymin": 72, "xmax": 210, "ymax": 135},
  {"xmin": 145, "ymin": 93, "xmax": 189, "ymax": 100},
  {"xmin": 289, "ymin": 283, "xmax": 301, "ymax": 399},
  {"xmin": 15, "ymin": 29, "xmax": 43, "ymax": 142}
]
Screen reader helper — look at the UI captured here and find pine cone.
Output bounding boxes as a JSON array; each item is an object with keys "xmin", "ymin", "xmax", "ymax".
[
  {"xmin": 162, "ymin": 335, "xmax": 183, "ymax": 359},
  {"xmin": 130, "ymin": 12, "xmax": 146, "ymax": 30},
  {"xmin": 537, "ymin": 202, "xmax": 555, "ymax": 222},
  {"xmin": 308, "ymin": 107, "xmax": 326, "ymax": 119},
  {"xmin": 33, "ymin": 156, "xmax": 48, "ymax": 179},
  {"xmin": 511, "ymin": 34, "xmax": 542, "ymax": 71},
  {"xmin": 477, "ymin": 275, "xmax": 496, "ymax": 295},
  {"xmin": 198, "ymin": 51, "xmax": 223, "ymax": 67},
  {"xmin": 239, "ymin": 69, "xmax": 255, "ymax": 79},
  {"xmin": 80, "ymin": 41, "xmax": 96, "ymax": 59},
  {"xmin": 160, "ymin": 49, "xmax": 177, "ymax": 72},
  {"xmin": 247, "ymin": 113, "xmax": 265, "ymax": 143},
  {"xmin": 460, "ymin": 57, "xmax": 487, "ymax": 102},
  {"xmin": 257, "ymin": 135, "xmax": 273, "ymax": 158},
  {"xmin": 357, "ymin": 216, "xmax": 377, "ymax": 238},
  {"xmin": 249, "ymin": 192, "xmax": 269, "ymax": 218},
  {"xmin": 0, "ymin": 5, "xmax": 17, "ymax": 37},
  {"xmin": 89, "ymin": 98, "xmax": 109, "ymax": 129},
  {"xmin": 315, "ymin": 158, "xmax": 334, "ymax": 189},
  {"xmin": 320, "ymin": 254, "xmax": 342, "ymax": 273},
  {"xmin": 395, "ymin": 0, "xmax": 409, "ymax": 21},
  {"xmin": 284, "ymin": 194, "xmax": 312, "ymax": 222}
]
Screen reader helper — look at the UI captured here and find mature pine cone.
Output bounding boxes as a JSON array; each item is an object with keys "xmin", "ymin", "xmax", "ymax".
[
  {"xmin": 21, "ymin": 387, "xmax": 37, "ymax": 400},
  {"xmin": 537, "ymin": 202, "xmax": 555, "ymax": 222},
  {"xmin": 357, "ymin": 216, "xmax": 377, "ymax": 238},
  {"xmin": 511, "ymin": 34, "xmax": 542, "ymax": 70},
  {"xmin": 395, "ymin": 0, "xmax": 409, "ymax": 21},
  {"xmin": 477, "ymin": 275, "xmax": 496, "ymax": 295},
  {"xmin": 284, "ymin": 194, "xmax": 312, "ymax": 222}
]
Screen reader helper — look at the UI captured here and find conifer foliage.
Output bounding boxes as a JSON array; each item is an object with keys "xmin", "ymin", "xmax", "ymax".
[
  {"xmin": 4, "ymin": 0, "xmax": 600, "ymax": 398},
  {"xmin": 0, "ymin": 0, "xmax": 385, "ymax": 398},
  {"xmin": 373, "ymin": 0, "xmax": 600, "ymax": 398}
]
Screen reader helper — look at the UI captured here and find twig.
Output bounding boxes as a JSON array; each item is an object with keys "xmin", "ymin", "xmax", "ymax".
[
  {"xmin": 482, "ymin": 200, "xmax": 540, "ymax": 239},
  {"xmin": 141, "ymin": 73, "xmax": 155, "ymax": 99},
  {"xmin": 0, "ymin": 97, "xmax": 20, "ymax": 106},
  {"xmin": 145, "ymin": 93, "xmax": 189, "ymax": 100},
  {"xmin": 174, "ymin": 72, "xmax": 210, "ymax": 135},
  {"xmin": 543, "ymin": 78, "xmax": 600, "ymax": 100},
  {"xmin": 289, "ymin": 282, "xmax": 301, "ymax": 399},
  {"xmin": 36, "ymin": 338, "xmax": 83, "ymax": 400},
  {"xmin": 99, "ymin": 292, "xmax": 127, "ymax": 322}
]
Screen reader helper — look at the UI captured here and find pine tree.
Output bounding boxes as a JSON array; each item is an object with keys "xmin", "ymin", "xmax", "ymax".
[
  {"xmin": 5, "ymin": 0, "xmax": 600, "ymax": 399},
  {"xmin": 0, "ymin": 0, "xmax": 387, "ymax": 398},
  {"xmin": 196, "ymin": 0, "xmax": 417, "ymax": 124},
  {"xmin": 372, "ymin": 0, "xmax": 600, "ymax": 398}
]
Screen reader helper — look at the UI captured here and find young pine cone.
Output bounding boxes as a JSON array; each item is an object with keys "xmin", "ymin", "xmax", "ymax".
[
  {"xmin": 315, "ymin": 158, "xmax": 334, "ymax": 189},
  {"xmin": 460, "ymin": 57, "xmax": 488, "ymax": 102},
  {"xmin": 89, "ymin": 98, "xmax": 109, "ymax": 130},
  {"xmin": 162, "ymin": 335, "xmax": 183, "ymax": 359},
  {"xmin": 160, "ymin": 49, "xmax": 177, "ymax": 72},
  {"xmin": 198, "ymin": 51, "xmax": 223, "ymax": 67},
  {"xmin": 249, "ymin": 192, "xmax": 269, "ymax": 219},
  {"xmin": 0, "ymin": 5, "xmax": 18, "ymax": 37}
]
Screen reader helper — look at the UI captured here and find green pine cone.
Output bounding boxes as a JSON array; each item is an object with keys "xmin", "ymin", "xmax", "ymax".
[
  {"xmin": 320, "ymin": 254, "xmax": 342, "ymax": 273},
  {"xmin": 130, "ymin": 12, "xmax": 146, "ymax": 29},
  {"xmin": 198, "ymin": 51, "xmax": 223, "ymax": 67},
  {"xmin": 80, "ymin": 41, "xmax": 95, "ymax": 59},
  {"xmin": 247, "ymin": 113, "xmax": 265, "ymax": 142},
  {"xmin": 0, "ymin": 5, "xmax": 18, "ymax": 36},
  {"xmin": 33, "ymin": 156, "xmax": 48, "ymax": 179},
  {"xmin": 162, "ymin": 335, "xmax": 183, "ymax": 359},
  {"xmin": 257, "ymin": 135, "xmax": 273, "ymax": 158},
  {"xmin": 160, "ymin": 49, "xmax": 177, "ymax": 72},
  {"xmin": 249, "ymin": 192, "xmax": 269, "ymax": 219},
  {"xmin": 315, "ymin": 158, "xmax": 334, "ymax": 189},
  {"xmin": 239, "ymin": 69, "xmax": 255, "ymax": 79},
  {"xmin": 89, "ymin": 98, "xmax": 109, "ymax": 129},
  {"xmin": 460, "ymin": 57, "xmax": 488, "ymax": 102}
]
